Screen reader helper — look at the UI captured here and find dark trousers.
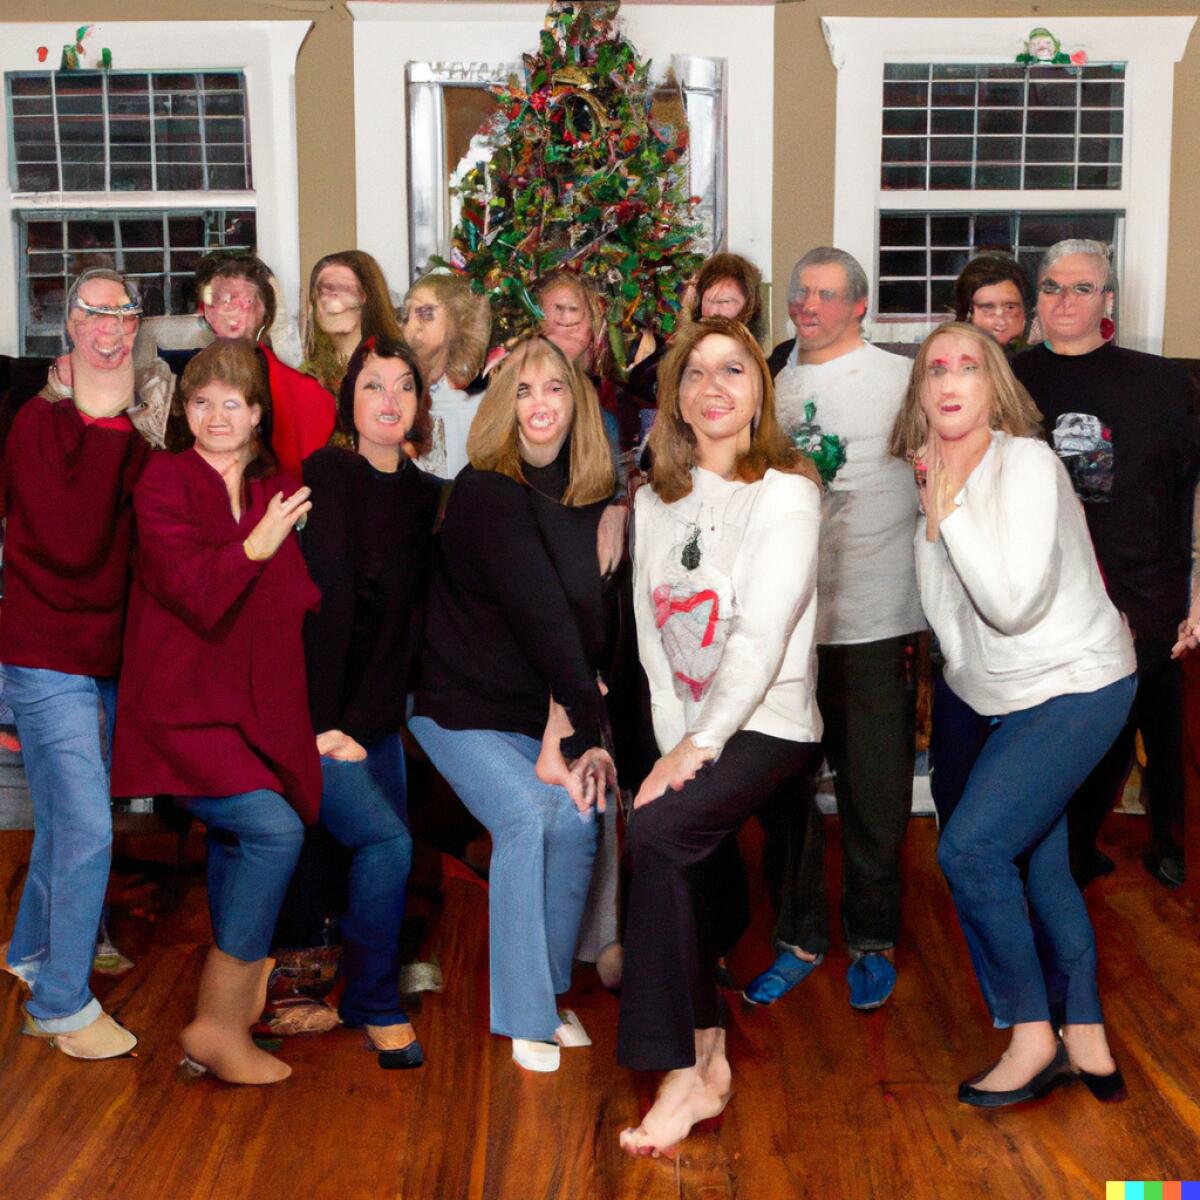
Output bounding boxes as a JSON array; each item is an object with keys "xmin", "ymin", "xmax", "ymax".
[
  {"xmin": 766, "ymin": 635, "xmax": 917, "ymax": 955},
  {"xmin": 617, "ymin": 732, "xmax": 820, "ymax": 1072},
  {"xmin": 1067, "ymin": 639, "xmax": 1183, "ymax": 866}
]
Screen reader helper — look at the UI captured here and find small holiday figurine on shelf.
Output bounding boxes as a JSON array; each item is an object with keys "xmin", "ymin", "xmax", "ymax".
[
  {"xmin": 60, "ymin": 24, "xmax": 113, "ymax": 70},
  {"xmin": 1016, "ymin": 26, "xmax": 1088, "ymax": 68}
]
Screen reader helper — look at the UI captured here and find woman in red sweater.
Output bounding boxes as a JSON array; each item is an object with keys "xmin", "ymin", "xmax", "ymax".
[{"xmin": 112, "ymin": 339, "xmax": 319, "ymax": 1085}]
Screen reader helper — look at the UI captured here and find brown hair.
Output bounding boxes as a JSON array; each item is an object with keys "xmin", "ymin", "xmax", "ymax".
[
  {"xmin": 194, "ymin": 252, "xmax": 277, "ymax": 338},
  {"xmin": 650, "ymin": 317, "xmax": 819, "ymax": 503},
  {"xmin": 174, "ymin": 338, "xmax": 277, "ymax": 479},
  {"xmin": 889, "ymin": 321, "xmax": 1043, "ymax": 460},
  {"xmin": 691, "ymin": 252, "xmax": 763, "ymax": 335},
  {"xmin": 536, "ymin": 270, "xmax": 611, "ymax": 379},
  {"xmin": 303, "ymin": 250, "xmax": 403, "ymax": 392},
  {"xmin": 337, "ymin": 335, "xmax": 432, "ymax": 456},
  {"xmin": 466, "ymin": 334, "xmax": 615, "ymax": 507},
  {"xmin": 404, "ymin": 273, "xmax": 492, "ymax": 389},
  {"xmin": 952, "ymin": 254, "xmax": 1030, "ymax": 323}
]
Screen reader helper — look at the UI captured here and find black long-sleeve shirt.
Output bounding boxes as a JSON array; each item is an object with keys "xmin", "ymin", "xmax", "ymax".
[
  {"xmin": 1012, "ymin": 341, "xmax": 1200, "ymax": 642},
  {"xmin": 301, "ymin": 447, "xmax": 442, "ymax": 745},
  {"xmin": 414, "ymin": 444, "xmax": 611, "ymax": 750}
]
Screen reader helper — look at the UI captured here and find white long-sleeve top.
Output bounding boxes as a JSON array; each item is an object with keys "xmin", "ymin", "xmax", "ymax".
[
  {"xmin": 917, "ymin": 431, "xmax": 1135, "ymax": 716},
  {"xmin": 633, "ymin": 466, "xmax": 823, "ymax": 758}
]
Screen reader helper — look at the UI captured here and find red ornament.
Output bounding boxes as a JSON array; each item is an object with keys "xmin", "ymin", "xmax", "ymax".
[
  {"xmin": 37, "ymin": 46, "xmax": 48, "ymax": 62},
  {"xmin": 1100, "ymin": 316, "xmax": 1115, "ymax": 341}
]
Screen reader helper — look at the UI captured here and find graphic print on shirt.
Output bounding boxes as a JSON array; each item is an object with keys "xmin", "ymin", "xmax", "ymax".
[
  {"xmin": 652, "ymin": 582, "xmax": 729, "ymax": 702},
  {"xmin": 1051, "ymin": 411, "xmax": 1113, "ymax": 503}
]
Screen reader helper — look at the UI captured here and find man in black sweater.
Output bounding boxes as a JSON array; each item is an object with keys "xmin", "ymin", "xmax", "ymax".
[{"xmin": 1013, "ymin": 239, "xmax": 1200, "ymax": 889}]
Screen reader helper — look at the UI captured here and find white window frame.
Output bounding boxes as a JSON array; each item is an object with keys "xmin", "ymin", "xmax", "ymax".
[
  {"xmin": 821, "ymin": 16, "xmax": 1196, "ymax": 354},
  {"xmin": 347, "ymin": 1, "xmax": 773, "ymax": 295},
  {"xmin": 0, "ymin": 20, "xmax": 310, "ymax": 356}
]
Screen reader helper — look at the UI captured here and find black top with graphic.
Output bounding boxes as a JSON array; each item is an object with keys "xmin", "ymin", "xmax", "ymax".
[{"xmin": 1013, "ymin": 341, "xmax": 1200, "ymax": 642}]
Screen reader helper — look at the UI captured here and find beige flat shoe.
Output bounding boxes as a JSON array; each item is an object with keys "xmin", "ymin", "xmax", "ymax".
[{"xmin": 49, "ymin": 1012, "xmax": 137, "ymax": 1060}]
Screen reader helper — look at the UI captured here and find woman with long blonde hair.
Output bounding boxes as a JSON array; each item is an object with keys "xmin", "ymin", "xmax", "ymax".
[
  {"xmin": 410, "ymin": 334, "xmax": 617, "ymax": 1073},
  {"xmin": 617, "ymin": 317, "xmax": 823, "ymax": 1157}
]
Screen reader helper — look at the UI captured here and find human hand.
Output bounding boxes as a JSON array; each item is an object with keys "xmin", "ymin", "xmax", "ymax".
[
  {"xmin": 1171, "ymin": 592, "xmax": 1200, "ymax": 659},
  {"xmin": 631, "ymin": 330, "xmax": 657, "ymax": 366},
  {"xmin": 633, "ymin": 736, "xmax": 714, "ymax": 809},
  {"xmin": 916, "ymin": 437, "xmax": 955, "ymax": 542},
  {"xmin": 51, "ymin": 354, "xmax": 74, "ymax": 390},
  {"xmin": 316, "ymin": 729, "xmax": 368, "ymax": 762},
  {"xmin": 243, "ymin": 486, "xmax": 312, "ymax": 562},
  {"xmin": 565, "ymin": 746, "xmax": 618, "ymax": 814},
  {"xmin": 596, "ymin": 503, "xmax": 628, "ymax": 577}
]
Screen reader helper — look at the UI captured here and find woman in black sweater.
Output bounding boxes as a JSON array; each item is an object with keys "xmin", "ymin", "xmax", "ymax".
[
  {"xmin": 411, "ymin": 333, "xmax": 617, "ymax": 1073},
  {"xmin": 283, "ymin": 336, "xmax": 441, "ymax": 1067}
]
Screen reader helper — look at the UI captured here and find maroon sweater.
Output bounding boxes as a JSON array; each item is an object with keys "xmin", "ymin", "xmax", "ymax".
[
  {"xmin": 110, "ymin": 450, "xmax": 322, "ymax": 823},
  {"xmin": 0, "ymin": 395, "xmax": 151, "ymax": 677}
]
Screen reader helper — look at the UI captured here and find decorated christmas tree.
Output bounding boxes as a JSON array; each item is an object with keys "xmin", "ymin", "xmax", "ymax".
[{"xmin": 437, "ymin": 0, "xmax": 704, "ymax": 371}]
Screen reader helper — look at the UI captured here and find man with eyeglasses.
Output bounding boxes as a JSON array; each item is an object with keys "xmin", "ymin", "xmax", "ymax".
[
  {"xmin": 745, "ymin": 248, "xmax": 924, "ymax": 1013},
  {"xmin": 0, "ymin": 268, "xmax": 156, "ymax": 1058},
  {"xmin": 1013, "ymin": 238, "xmax": 1200, "ymax": 890}
]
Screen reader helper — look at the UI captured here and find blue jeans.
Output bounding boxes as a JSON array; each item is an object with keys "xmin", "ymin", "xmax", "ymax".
[
  {"xmin": 1, "ymin": 665, "xmax": 115, "ymax": 1032},
  {"xmin": 935, "ymin": 675, "xmax": 1135, "ymax": 1028},
  {"xmin": 410, "ymin": 717, "xmax": 598, "ymax": 1040},
  {"xmin": 319, "ymin": 734, "xmax": 413, "ymax": 1027},
  {"xmin": 181, "ymin": 790, "xmax": 304, "ymax": 962}
]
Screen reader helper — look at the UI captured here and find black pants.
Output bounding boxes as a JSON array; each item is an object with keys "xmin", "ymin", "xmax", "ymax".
[
  {"xmin": 1068, "ymin": 639, "xmax": 1184, "ymax": 866},
  {"xmin": 617, "ymin": 732, "xmax": 820, "ymax": 1072},
  {"xmin": 764, "ymin": 635, "xmax": 917, "ymax": 955}
]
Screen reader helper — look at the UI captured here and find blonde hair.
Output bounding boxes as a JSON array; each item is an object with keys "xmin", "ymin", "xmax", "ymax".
[
  {"xmin": 405, "ymin": 273, "xmax": 492, "ymax": 389},
  {"xmin": 536, "ymin": 270, "xmax": 611, "ymax": 379},
  {"xmin": 650, "ymin": 317, "xmax": 819, "ymax": 503},
  {"xmin": 889, "ymin": 321, "xmax": 1043, "ymax": 460},
  {"xmin": 467, "ymin": 334, "xmax": 616, "ymax": 507}
]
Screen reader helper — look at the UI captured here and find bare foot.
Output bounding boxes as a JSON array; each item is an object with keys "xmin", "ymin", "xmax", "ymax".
[
  {"xmin": 181, "ymin": 1018, "xmax": 291, "ymax": 1085},
  {"xmin": 535, "ymin": 699, "xmax": 575, "ymax": 789},
  {"xmin": 619, "ymin": 1030, "xmax": 731, "ymax": 1158},
  {"xmin": 970, "ymin": 1022, "xmax": 1058, "ymax": 1092},
  {"xmin": 1062, "ymin": 1023, "xmax": 1117, "ymax": 1076}
]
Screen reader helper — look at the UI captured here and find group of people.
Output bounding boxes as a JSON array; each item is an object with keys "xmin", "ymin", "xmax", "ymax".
[{"xmin": 0, "ymin": 229, "xmax": 1196, "ymax": 1157}]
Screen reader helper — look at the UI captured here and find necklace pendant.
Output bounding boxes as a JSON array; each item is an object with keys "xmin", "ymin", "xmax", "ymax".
[{"xmin": 681, "ymin": 528, "xmax": 702, "ymax": 570}]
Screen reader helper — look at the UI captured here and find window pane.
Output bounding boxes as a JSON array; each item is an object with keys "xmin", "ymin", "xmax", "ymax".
[
  {"xmin": 930, "ymin": 136, "xmax": 974, "ymax": 163},
  {"xmin": 1077, "ymin": 165, "xmax": 1122, "ymax": 189},
  {"xmin": 1025, "ymin": 109, "xmax": 1076, "ymax": 136},
  {"xmin": 883, "ymin": 137, "xmax": 928, "ymax": 163},
  {"xmin": 930, "ymin": 109, "xmax": 974, "ymax": 135},
  {"xmin": 883, "ymin": 108, "xmax": 928, "ymax": 135},
  {"xmin": 881, "ymin": 165, "xmax": 928, "ymax": 190},
  {"xmin": 979, "ymin": 81, "xmax": 1023, "ymax": 107},
  {"xmin": 879, "ymin": 250, "xmax": 926, "ymax": 276},
  {"xmin": 977, "ymin": 136, "xmax": 1021, "ymax": 163},
  {"xmin": 1026, "ymin": 137, "xmax": 1075, "ymax": 164},
  {"xmin": 121, "ymin": 218, "xmax": 163, "ymax": 247},
  {"xmin": 930, "ymin": 278, "xmax": 956, "ymax": 314},
  {"xmin": 883, "ymin": 81, "xmax": 928, "ymax": 108},
  {"xmin": 111, "ymin": 164, "xmax": 154, "ymax": 191},
  {"xmin": 975, "ymin": 164, "xmax": 1021, "ymax": 189},
  {"xmin": 879, "ymin": 215, "xmax": 927, "ymax": 246},
  {"xmin": 931, "ymin": 81, "xmax": 975, "ymax": 107},
  {"xmin": 1081, "ymin": 81, "xmax": 1124, "ymax": 107},
  {"xmin": 1024, "ymin": 164, "xmax": 1075, "ymax": 189},
  {"xmin": 930, "ymin": 215, "xmax": 971, "ymax": 244},
  {"xmin": 930, "ymin": 249, "xmax": 969, "ymax": 277},
  {"xmin": 1079, "ymin": 137, "xmax": 1122, "ymax": 164},
  {"xmin": 878, "ymin": 280, "xmax": 927, "ymax": 314},
  {"xmin": 1081, "ymin": 109, "xmax": 1123, "ymax": 135},
  {"xmin": 930, "ymin": 165, "xmax": 972, "ymax": 189}
]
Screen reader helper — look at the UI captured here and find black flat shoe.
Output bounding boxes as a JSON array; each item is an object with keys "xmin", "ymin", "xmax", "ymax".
[
  {"xmin": 1074, "ymin": 1063, "xmax": 1126, "ymax": 1102},
  {"xmin": 958, "ymin": 1042, "xmax": 1073, "ymax": 1108}
]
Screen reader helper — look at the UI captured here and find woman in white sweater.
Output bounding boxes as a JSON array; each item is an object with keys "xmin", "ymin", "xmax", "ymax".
[
  {"xmin": 890, "ymin": 321, "xmax": 1136, "ymax": 1109},
  {"xmin": 617, "ymin": 317, "xmax": 823, "ymax": 1157}
]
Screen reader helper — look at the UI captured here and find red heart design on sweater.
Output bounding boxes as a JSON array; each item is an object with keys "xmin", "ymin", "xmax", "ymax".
[{"xmin": 652, "ymin": 585, "xmax": 723, "ymax": 701}]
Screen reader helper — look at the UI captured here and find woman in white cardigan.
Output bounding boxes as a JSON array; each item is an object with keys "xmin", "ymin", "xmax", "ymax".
[
  {"xmin": 617, "ymin": 317, "xmax": 823, "ymax": 1157},
  {"xmin": 891, "ymin": 321, "xmax": 1136, "ymax": 1109}
]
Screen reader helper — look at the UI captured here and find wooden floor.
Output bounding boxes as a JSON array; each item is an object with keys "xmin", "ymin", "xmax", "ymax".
[{"xmin": 1, "ymin": 811, "xmax": 1198, "ymax": 1200}]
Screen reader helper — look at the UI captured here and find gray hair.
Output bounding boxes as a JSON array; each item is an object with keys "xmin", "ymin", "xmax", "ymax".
[
  {"xmin": 1038, "ymin": 239, "xmax": 1115, "ymax": 290},
  {"xmin": 63, "ymin": 267, "xmax": 141, "ymax": 352},
  {"xmin": 788, "ymin": 246, "xmax": 869, "ymax": 305}
]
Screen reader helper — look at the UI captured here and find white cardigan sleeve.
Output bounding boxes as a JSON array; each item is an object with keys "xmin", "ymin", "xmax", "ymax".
[
  {"xmin": 689, "ymin": 471, "xmax": 821, "ymax": 756},
  {"xmin": 938, "ymin": 438, "xmax": 1060, "ymax": 636}
]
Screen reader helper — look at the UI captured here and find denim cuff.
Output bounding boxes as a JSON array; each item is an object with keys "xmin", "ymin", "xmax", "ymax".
[{"xmin": 27, "ymin": 995, "xmax": 102, "ymax": 1034}]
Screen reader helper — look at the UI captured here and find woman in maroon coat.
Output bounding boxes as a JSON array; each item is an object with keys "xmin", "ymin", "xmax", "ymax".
[{"xmin": 112, "ymin": 339, "xmax": 318, "ymax": 1085}]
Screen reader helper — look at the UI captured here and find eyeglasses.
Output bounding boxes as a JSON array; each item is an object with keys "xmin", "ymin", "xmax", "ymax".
[
  {"xmin": 71, "ymin": 298, "xmax": 141, "ymax": 329},
  {"xmin": 972, "ymin": 302, "xmax": 1024, "ymax": 317},
  {"xmin": 1038, "ymin": 279, "xmax": 1104, "ymax": 298},
  {"xmin": 790, "ymin": 287, "xmax": 848, "ymax": 306},
  {"xmin": 401, "ymin": 302, "xmax": 442, "ymax": 324}
]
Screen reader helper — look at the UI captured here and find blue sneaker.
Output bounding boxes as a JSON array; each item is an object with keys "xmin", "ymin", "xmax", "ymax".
[
  {"xmin": 741, "ymin": 950, "xmax": 824, "ymax": 1007},
  {"xmin": 847, "ymin": 953, "xmax": 896, "ymax": 1010}
]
